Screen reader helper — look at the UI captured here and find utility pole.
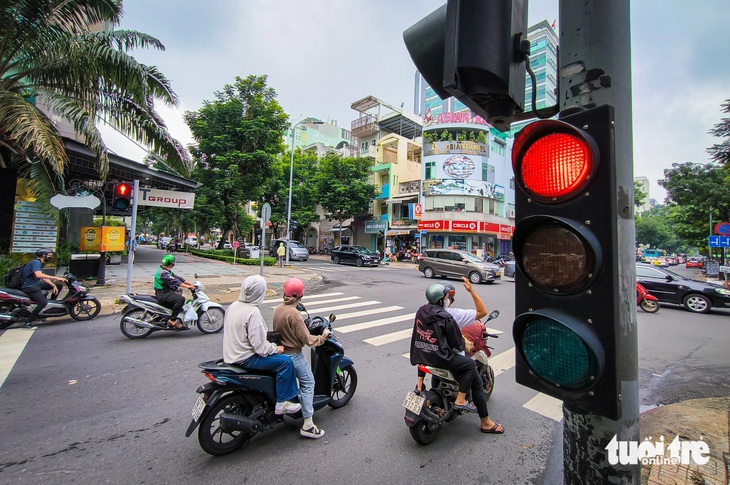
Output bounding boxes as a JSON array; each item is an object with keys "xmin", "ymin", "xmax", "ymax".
[{"xmin": 559, "ymin": 1, "xmax": 639, "ymax": 483}]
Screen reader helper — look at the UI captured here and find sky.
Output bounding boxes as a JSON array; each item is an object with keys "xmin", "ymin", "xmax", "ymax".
[{"xmin": 106, "ymin": 0, "xmax": 730, "ymax": 203}]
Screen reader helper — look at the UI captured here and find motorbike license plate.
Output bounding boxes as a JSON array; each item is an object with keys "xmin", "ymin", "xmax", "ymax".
[
  {"xmin": 403, "ymin": 391, "xmax": 425, "ymax": 414},
  {"xmin": 190, "ymin": 395, "xmax": 206, "ymax": 422}
]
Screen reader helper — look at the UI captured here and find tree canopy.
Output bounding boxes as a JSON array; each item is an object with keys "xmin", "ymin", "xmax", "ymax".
[
  {"xmin": 707, "ymin": 99, "xmax": 730, "ymax": 167},
  {"xmin": 184, "ymin": 75, "xmax": 288, "ymax": 246}
]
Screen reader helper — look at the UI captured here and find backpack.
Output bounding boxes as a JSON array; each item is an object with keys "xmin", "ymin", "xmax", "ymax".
[{"xmin": 4, "ymin": 264, "xmax": 25, "ymax": 289}]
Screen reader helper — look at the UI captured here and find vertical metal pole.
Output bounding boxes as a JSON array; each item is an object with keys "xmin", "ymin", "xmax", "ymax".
[
  {"xmin": 96, "ymin": 188, "xmax": 107, "ymax": 286},
  {"xmin": 125, "ymin": 180, "xmax": 139, "ymax": 295},
  {"xmin": 286, "ymin": 123, "xmax": 299, "ymax": 266},
  {"xmin": 558, "ymin": 1, "xmax": 639, "ymax": 483}
]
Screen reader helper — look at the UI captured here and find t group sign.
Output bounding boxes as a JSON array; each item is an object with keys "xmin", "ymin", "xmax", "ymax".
[{"xmin": 137, "ymin": 188, "xmax": 195, "ymax": 209}]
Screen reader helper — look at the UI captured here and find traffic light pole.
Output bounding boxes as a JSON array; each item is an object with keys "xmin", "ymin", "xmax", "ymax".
[{"xmin": 558, "ymin": 1, "xmax": 639, "ymax": 483}]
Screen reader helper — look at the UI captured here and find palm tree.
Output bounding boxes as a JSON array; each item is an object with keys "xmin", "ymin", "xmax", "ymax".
[{"xmin": 0, "ymin": 0, "xmax": 191, "ymax": 205}]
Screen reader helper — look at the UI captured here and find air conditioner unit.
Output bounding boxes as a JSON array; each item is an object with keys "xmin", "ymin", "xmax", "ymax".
[{"xmin": 508, "ymin": 210, "xmax": 516, "ymax": 219}]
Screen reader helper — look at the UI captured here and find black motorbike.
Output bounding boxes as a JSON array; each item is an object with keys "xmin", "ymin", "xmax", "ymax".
[
  {"xmin": 185, "ymin": 303, "xmax": 357, "ymax": 456},
  {"xmin": 166, "ymin": 241, "xmax": 178, "ymax": 252},
  {"xmin": 403, "ymin": 310, "xmax": 500, "ymax": 445},
  {"xmin": 0, "ymin": 272, "xmax": 101, "ymax": 329}
]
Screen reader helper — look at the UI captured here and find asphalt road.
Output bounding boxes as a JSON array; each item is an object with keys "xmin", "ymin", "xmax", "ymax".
[{"xmin": 0, "ymin": 258, "xmax": 728, "ymax": 484}]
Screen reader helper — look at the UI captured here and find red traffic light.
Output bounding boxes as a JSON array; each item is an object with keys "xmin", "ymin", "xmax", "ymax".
[
  {"xmin": 115, "ymin": 183, "xmax": 131, "ymax": 196},
  {"xmin": 512, "ymin": 120, "xmax": 599, "ymax": 203}
]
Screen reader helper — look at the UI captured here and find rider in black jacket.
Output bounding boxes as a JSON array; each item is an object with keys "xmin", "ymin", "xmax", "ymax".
[{"xmin": 409, "ymin": 283, "xmax": 504, "ymax": 434}]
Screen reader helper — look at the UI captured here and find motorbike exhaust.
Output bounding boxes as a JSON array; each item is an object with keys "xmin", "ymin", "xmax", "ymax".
[
  {"xmin": 0, "ymin": 314, "xmax": 14, "ymax": 322},
  {"xmin": 219, "ymin": 413, "xmax": 262, "ymax": 433},
  {"xmin": 123, "ymin": 317, "xmax": 159, "ymax": 329}
]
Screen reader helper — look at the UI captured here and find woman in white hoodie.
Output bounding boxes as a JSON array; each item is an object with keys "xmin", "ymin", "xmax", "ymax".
[{"xmin": 222, "ymin": 275, "xmax": 301, "ymax": 415}]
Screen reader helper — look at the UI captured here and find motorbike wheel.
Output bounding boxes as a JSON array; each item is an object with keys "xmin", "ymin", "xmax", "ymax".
[
  {"xmin": 639, "ymin": 299, "xmax": 660, "ymax": 313},
  {"xmin": 198, "ymin": 307, "xmax": 225, "ymax": 334},
  {"xmin": 0, "ymin": 320, "xmax": 12, "ymax": 330},
  {"xmin": 329, "ymin": 365, "xmax": 358, "ymax": 408},
  {"xmin": 409, "ymin": 390, "xmax": 444, "ymax": 445},
  {"xmin": 198, "ymin": 394, "xmax": 254, "ymax": 456},
  {"xmin": 481, "ymin": 365, "xmax": 496, "ymax": 401},
  {"xmin": 70, "ymin": 298, "xmax": 102, "ymax": 321},
  {"xmin": 120, "ymin": 309, "xmax": 155, "ymax": 339}
]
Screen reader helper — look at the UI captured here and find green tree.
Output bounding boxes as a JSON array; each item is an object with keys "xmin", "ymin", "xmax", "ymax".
[
  {"xmin": 261, "ymin": 151, "xmax": 320, "ymax": 239},
  {"xmin": 315, "ymin": 156, "xmax": 378, "ymax": 245},
  {"xmin": 184, "ymin": 75, "xmax": 288, "ymax": 247},
  {"xmin": 658, "ymin": 162, "xmax": 730, "ymax": 249},
  {"xmin": 707, "ymin": 99, "xmax": 729, "ymax": 166},
  {"xmin": 634, "ymin": 181, "xmax": 647, "ymax": 209},
  {"xmin": 0, "ymin": 0, "xmax": 190, "ymax": 211},
  {"xmin": 635, "ymin": 206, "xmax": 683, "ymax": 253}
]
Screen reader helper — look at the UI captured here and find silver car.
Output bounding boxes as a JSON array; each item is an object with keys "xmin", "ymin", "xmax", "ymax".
[
  {"xmin": 418, "ymin": 249, "xmax": 501, "ymax": 284},
  {"xmin": 268, "ymin": 239, "xmax": 309, "ymax": 261}
]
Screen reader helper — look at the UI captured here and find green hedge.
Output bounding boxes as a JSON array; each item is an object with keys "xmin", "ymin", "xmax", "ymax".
[{"xmin": 189, "ymin": 248, "xmax": 277, "ymax": 266}]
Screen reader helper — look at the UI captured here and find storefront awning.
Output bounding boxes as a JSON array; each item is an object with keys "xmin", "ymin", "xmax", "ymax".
[
  {"xmin": 330, "ymin": 227, "xmax": 350, "ymax": 233},
  {"xmin": 386, "ymin": 230, "xmax": 412, "ymax": 236}
]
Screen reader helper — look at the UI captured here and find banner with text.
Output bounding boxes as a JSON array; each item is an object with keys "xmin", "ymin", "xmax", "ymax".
[{"xmin": 137, "ymin": 188, "xmax": 195, "ymax": 209}]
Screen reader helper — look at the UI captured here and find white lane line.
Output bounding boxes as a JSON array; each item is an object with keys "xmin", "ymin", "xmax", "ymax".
[
  {"xmin": 337, "ymin": 313, "xmax": 412, "ymax": 333},
  {"xmin": 489, "ymin": 347, "xmax": 515, "ymax": 377},
  {"xmin": 333, "ymin": 306, "xmax": 405, "ymax": 322},
  {"xmin": 0, "ymin": 329, "xmax": 34, "ymax": 389},
  {"xmin": 299, "ymin": 301, "xmax": 382, "ymax": 314},
  {"xmin": 523, "ymin": 393, "xmax": 563, "ymax": 421},
  {"xmin": 263, "ymin": 292, "xmax": 343, "ymax": 305},
  {"xmin": 286, "ymin": 296, "xmax": 362, "ymax": 306},
  {"xmin": 364, "ymin": 328, "xmax": 411, "ymax": 346}
]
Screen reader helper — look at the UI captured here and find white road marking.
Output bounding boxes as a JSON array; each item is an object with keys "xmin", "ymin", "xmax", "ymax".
[
  {"xmin": 365, "ymin": 328, "xmax": 411, "ymax": 346},
  {"xmin": 489, "ymin": 347, "xmax": 515, "ymax": 377},
  {"xmin": 337, "ymin": 313, "xmax": 412, "ymax": 333},
  {"xmin": 0, "ymin": 329, "xmax": 34, "ymax": 389},
  {"xmin": 263, "ymin": 292, "xmax": 344, "ymax": 305},
  {"xmin": 285, "ymin": 296, "xmax": 362, "ymax": 307},
  {"xmin": 297, "ymin": 301, "xmax": 383, "ymax": 314},
  {"xmin": 523, "ymin": 393, "xmax": 563, "ymax": 421}
]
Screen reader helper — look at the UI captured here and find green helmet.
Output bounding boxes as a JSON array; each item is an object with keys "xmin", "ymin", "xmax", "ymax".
[
  {"xmin": 162, "ymin": 255, "xmax": 176, "ymax": 266},
  {"xmin": 425, "ymin": 283, "xmax": 449, "ymax": 305}
]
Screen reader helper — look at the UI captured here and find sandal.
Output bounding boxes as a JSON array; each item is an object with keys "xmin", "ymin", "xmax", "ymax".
[
  {"xmin": 169, "ymin": 321, "xmax": 189, "ymax": 331},
  {"xmin": 480, "ymin": 423, "xmax": 504, "ymax": 434},
  {"xmin": 453, "ymin": 402, "xmax": 478, "ymax": 413}
]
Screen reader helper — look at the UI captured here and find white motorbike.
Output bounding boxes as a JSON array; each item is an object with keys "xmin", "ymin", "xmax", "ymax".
[{"xmin": 119, "ymin": 276, "xmax": 225, "ymax": 339}]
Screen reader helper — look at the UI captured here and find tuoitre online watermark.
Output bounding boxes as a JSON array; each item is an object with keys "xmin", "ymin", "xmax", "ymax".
[{"xmin": 605, "ymin": 435, "xmax": 710, "ymax": 466}]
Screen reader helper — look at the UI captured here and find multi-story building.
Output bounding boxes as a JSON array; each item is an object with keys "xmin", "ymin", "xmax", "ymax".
[
  {"xmin": 634, "ymin": 176, "xmax": 652, "ymax": 214},
  {"xmin": 350, "ymin": 96, "xmax": 423, "ymax": 254}
]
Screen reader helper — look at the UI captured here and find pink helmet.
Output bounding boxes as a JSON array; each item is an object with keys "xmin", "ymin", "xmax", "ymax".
[{"xmin": 284, "ymin": 277, "xmax": 304, "ymax": 298}]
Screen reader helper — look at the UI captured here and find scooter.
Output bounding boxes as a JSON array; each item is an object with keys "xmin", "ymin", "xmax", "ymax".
[
  {"xmin": 166, "ymin": 241, "xmax": 178, "ymax": 252},
  {"xmin": 403, "ymin": 310, "xmax": 500, "ymax": 445},
  {"xmin": 0, "ymin": 272, "xmax": 101, "ymax": 329},
  {"xmin": 637, "ymin": 282, "xmax": 659, "ymax": 313},
  {"xmin": 185, "ymin": 303, "xmax": 357, "ymax": 456},
  {"xmin": 119, "ymin": 275, "xmax": 225, "ymax": 338}
]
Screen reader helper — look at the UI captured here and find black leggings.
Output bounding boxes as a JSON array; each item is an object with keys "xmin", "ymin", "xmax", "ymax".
[
  {"xmin": 155, "ymin": 290, "xmax": 185, "ymax": 317},
  {"xmin": 22, "ymin": 282, "xmax": 55, "ymax": 322},
  {"xmin": 418, "ymin": 354, "xmax": 489, "ymax": 418}
]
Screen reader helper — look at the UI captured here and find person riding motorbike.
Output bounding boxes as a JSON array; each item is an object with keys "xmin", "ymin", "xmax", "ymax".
[
  {"xmin": 20, "ymin": 248, "xmax": 67, "ymax": 328},
  {"xmin": 410, "ymin": 283, "xmax": 504, "ymax": 434},
  {"xmin": 154, "ymin": 255, "xmax": 195, "ymax": 330},
  {"xmin": 222, "ymin": 275, "xmax": 301, "ymax": 415},
  {"xmin": 272, "ymin": 277, "xmax": 330, "ymax": 439}
]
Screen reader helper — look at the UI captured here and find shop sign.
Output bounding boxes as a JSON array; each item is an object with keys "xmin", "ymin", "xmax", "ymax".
[
  {"xmin": 451, "ymin": 221, "xmax": 478, "ymax": 231},
  {"xmin": 365, "ymin": 220, "xmax": 388, "ymax": 233},
  {"xmin": 418, "ymin": 220, "xmax": 445, "ymax": 230}
]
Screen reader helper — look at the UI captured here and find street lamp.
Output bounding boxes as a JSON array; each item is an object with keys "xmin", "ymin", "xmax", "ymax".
[{"xmin": 286, "ymin": 119, "xmax": 323, "ymax": 264}]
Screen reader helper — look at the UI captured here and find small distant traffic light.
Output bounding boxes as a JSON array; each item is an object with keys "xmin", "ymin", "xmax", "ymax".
[
  {"xmin": 289, "ymin": 220, "xmax": 297, "ymax": 230},
  {"xmin": 403, "ymin": 0, "xmax": 528, "ymax": 131},
  {"xmin": 511, "ymin": 105, "xmax": 621, "ymax": 420},
  {"xmin": 112, "ymin": 182, "xmax": 133, "ymax": 211}
]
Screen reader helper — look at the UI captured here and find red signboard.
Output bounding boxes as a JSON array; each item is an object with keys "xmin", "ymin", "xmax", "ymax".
[
  {"xmin": 451, "ymin": 220, "xmax": 479, "ymax": 231},
  {"xmin": 417, "ymin": 219, "xmax": 514, "ymax": 236}
]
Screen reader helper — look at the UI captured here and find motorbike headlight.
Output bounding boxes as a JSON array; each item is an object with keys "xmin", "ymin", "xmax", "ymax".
[{"xmin": 714, "ymin": 288, "xmax": 730, "ymax": 296}]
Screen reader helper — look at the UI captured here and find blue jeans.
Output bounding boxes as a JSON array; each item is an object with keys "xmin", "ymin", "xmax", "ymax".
[
  {"xmin": 242, "ymin": 353, "xmax": 298, "ymax": 403},
  {"xmin": 289, "ymin": 352, "xmax": 315, "ymax": 418}
]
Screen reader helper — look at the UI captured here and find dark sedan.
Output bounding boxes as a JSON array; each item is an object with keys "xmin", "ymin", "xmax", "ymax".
[
  {"xmin": 636, "ymin": 263, "xmax": 730, "ymax": 314},
  {"xmin": 331, "ymin": 245, "xmax": 380, "ymax": 267}
]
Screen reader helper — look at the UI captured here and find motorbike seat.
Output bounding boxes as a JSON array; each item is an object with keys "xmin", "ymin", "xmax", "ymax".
[
  {"xmin": 129, "ymin": 294, "xmax": 159, "ymax": 303},
  {"xmin": 0, "ymin": 287, "xmax": 30, "ymax": 298},
  {"xmin": 418, "ymin": 364, "xmax": 458, "ymax": 382},
  {"xmin": 199, "ymin": 359, "xmax": 277, "ymax": 376}
]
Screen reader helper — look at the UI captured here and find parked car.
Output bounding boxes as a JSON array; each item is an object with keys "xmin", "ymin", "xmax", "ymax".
[
  {"xmin": 331, "ymin": 245, "xmax": 380, "ymax": 267},
  {"xmin": 157, "ymin": 236, "xmax": 172, "ymax": 249},
  {"xmin": 686, "ymin": 258, "xmax": 703, "ymax": 268},
  {"xmin": 503, "ymin": 260, "xmax": 516, "ymax": 279},
  {"xmin": 268, "ymin": 239, "xmax": 309, "ymax": 261},
  {"xmin": 185, "ymin": 236, "xmax": 198, "ymax": 247},
  {"xmin": 636, "ymin": 263, "xmax": 730, "ymax": 313},
  {"xmin": 223, "ymin": 242, "xmax": 232, "ymax": 249},
  {"xmin": 418, "ymin": 248, "xmax": 501, "ymax": 284}
]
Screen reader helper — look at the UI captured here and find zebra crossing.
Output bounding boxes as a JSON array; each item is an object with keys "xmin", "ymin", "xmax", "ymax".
[
  {"xmin": 293, "ymin": 263, "xmax": 387, "ymax": 273},
  {"xmin": 263, "ymin": 291, "xmax": 563, "ymax": 421}
]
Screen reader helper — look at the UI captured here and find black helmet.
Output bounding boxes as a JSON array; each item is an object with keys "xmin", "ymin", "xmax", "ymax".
[
  {"xmin": 36, "ymin": 248, "xmax": 53, "ymax": 258},
  {"xmin": 425, "ymin": 283, "xmax": 449, "ymax": 305}
]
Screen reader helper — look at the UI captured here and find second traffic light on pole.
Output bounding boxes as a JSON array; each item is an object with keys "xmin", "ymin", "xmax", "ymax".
[
  {"xmin": 511, "ymin": 105, "xmax": 622, "ymax": 420},
  {"xmin": 112, "ymin": 182, "xmax": 133, "ymax": 211}
]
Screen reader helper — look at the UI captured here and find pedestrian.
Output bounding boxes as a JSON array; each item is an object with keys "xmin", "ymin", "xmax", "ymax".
[{"xmin": 277, "ymin": 242, "xmax": 286, "ymax": 268}]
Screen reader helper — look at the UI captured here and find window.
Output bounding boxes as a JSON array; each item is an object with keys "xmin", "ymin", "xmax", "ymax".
[{"xmin": 425, "ymin": 161, "xmax": 436, "ymax": 180}]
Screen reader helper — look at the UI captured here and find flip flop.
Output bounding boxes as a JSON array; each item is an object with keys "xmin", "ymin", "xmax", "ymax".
[
  {"xmin": 453, "ymin": 402, "xmax": 478, "ymax": 413},
  {"xmin": 480, "ymin": 423, "xmax": 504, "ymax": 434}
]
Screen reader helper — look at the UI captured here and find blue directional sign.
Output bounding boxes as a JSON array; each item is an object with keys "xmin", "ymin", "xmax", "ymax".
[{"xmin": 708, "ymin": 236, "xmax": 730, "ymax": 247}]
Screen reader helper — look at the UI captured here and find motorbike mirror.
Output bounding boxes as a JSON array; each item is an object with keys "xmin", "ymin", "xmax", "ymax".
[
  {"xmin": 328, "ymin": 313, "xmax": 336, "ymax": 323},
  {"xmin": 487, "ymin": 310, "xmax": 500, "ymax": 320},
  {"xmin": 665, "ymin": 275, "xmax": 672, "ymax": 282},
  {"xmin": 194, "ymin": 273, "xmax": 198, "ymax": 279},
  {"xmin": 296, "ymin": 303, "xmax": 306, "ymax": 312}
]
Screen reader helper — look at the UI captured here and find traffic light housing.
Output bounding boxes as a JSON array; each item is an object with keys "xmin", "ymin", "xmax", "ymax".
[
  {"xmin": 111, "ymin": 182, "xmax": 133, "ymax": 211},
  {"xmin": 403, "ymin": 0, "xmax": 527, "ymax": 131},
  {"xmin": 511, "ymin": 105, "xmax": 622, "ymax": 420}
]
